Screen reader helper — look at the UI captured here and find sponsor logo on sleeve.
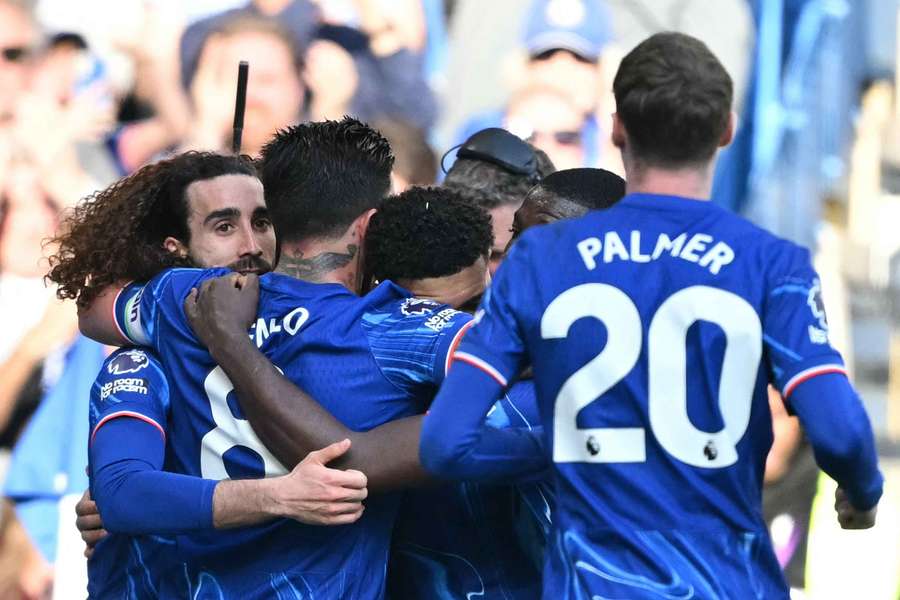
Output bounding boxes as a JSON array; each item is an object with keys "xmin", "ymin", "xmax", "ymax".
[
  {"xmin": 400, "ymin": 298, "xmax": 441, "ymax": 316},
  {"xmin": 100, "ymin": 378, "xmax": 148, "ymax": 400},
  {"xmin": 107, "ymin": 349, "xmax": 150, "ymax": 375},
  {"xmin": 424, "ymin": 308, "xmax": 462, "ymax": 332}
]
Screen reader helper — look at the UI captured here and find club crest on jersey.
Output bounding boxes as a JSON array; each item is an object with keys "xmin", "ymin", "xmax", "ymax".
[
  {"xmin": 807, "ymin": 279, "xmax": 829, "ymax": 344},
  {"xmin": 400, "ymin": 298, "xmax": 440, "ymax": 316},
  {"xmin": 107, "ymin": 349, "xmax": 150, "ymax": 375}
]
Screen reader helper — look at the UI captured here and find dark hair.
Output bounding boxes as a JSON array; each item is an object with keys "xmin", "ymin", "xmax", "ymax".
[
  {"xmin": 530, "ymin": 168, "xmax": 626, "ymax": 210},
  {"xmin": 372, "ymin": 118, "xmax": 436, "ymax": 186},
  {"xmin": 444, "ymin": 145, "xmax": 555, "ymax": 209},
  {"xmin": 259, "ymin": 117, "xmax": 394, "ymax": 241},
  {"xmin": 47, "ymin": 152, "xmax": 257, "ymax": 307},
  {"xmin": 613, "ymin": 32, "xmax": 732, "ymax": 168},
  {"xmin": 365, "ymin": 187, "xmax": 493, "ymax": 282}
]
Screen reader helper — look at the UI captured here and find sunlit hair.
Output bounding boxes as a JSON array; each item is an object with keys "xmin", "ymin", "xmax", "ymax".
[{"xmin": 46, "ymin": 152, "xmax": 257, "ymax": 307}]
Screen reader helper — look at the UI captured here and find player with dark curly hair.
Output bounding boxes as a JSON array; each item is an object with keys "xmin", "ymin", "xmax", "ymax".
[
  {"xmin": 47, "ymin": 152, "xmax": 275, "ymax": 308},
  {"xmin": 364, "ymin": 187, "xmax": 492, "ymax": 311},
  {"xmin": 49, "ymin": 150, "xmax": 376, "ymax": 598}
]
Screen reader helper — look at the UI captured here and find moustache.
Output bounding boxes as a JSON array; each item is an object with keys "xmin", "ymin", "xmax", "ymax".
[{"xmin": 228, "ymin": 255, "xmax": 273, "ymax": 275}]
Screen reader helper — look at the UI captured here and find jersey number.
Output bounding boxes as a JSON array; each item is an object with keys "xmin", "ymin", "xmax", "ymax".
[
  {"xmin": 541, "ymin": 284, "xmax": 761, "ymax": 468},
  {"xmin": 200, "ymin": 366, "xmax": 288, "ymax": 479}
]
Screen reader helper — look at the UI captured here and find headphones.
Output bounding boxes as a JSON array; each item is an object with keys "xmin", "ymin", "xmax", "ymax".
[{"xmin": 441, "ymin": 128, "xmax": 541, "ymax": 182}]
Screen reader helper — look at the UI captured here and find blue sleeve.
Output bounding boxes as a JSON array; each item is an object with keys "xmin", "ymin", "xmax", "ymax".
[
  {"xmin": 113, "ymin": 268, "xmax": 229, "ymax": 350},
  {"xmin": 789, "ymin": 372, "xmax": 883, "ymax": 510},
  {"xmin": 363, "ymin": 298, "xmax": 473, "ymax": 396},
  {"xmin": 91, "ymin": 418, "xmax": 216, "ymax": 535},
  {"xmin": 762, "ymin": 245, "xmax": 883, "ymax": 509},
  {"xmin": 762, "ymin": 245, "xmax": 846, "ymax": 400},
  {"xmin": 89, "ymin": 349, "xmax": 169, "ymax": 443},
  {"xmin": 454, "ymin": 238, "xmax": 534, "ymax": 384},
  {"xmin": 421, "ymin": 243, "xmax": 547, "ymax": 481},
  {"xmin": 421, "ymin": 361, "xmax": 548, "ymax": 482}
]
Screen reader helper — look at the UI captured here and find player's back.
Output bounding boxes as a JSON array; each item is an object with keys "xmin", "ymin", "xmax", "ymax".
[
  {"xmin": 117, "ymin": 269, "xmax": 425, "ymax": 599},
  {"xmin": 505, "ymin": 193, "xmax": 823, "ymax": 598}
]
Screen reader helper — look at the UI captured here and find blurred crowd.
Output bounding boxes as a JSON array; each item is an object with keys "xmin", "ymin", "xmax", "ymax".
[{"xmin": 0, "ymin": 0, "xmax": 896, "ymax": 598}]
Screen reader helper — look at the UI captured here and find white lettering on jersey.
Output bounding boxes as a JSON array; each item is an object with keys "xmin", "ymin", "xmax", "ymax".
[
  {"xmin": 577, "ymin": 231, "xmax": 735, "ymax": 275},
  {"xmin": 249, "ymin": 307, "xmax": 310, "ymax": 348},
  {"xmin": 100, "ymin": 378, "xmax": 148, "ymax": 400}
]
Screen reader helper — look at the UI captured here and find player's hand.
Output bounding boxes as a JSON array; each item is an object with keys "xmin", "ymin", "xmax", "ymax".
[
  {"xmin": 270, "ymin": 439, "xmax": 368, "ymax": 526},
  {"xmin": 75, "ymin": 489, "xmax": 107, "ymax": 558},
  {"xmin": 834, "ymin": 487, "xmax": 877, "ymax": 529},
  {"xmin": 185, "ymin": 272, "xmax": 259, "ymax": 351}
]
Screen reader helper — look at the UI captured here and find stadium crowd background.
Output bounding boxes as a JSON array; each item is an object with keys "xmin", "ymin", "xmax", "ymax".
[{"xmin": 0, "ymin": 0, "xmax": 897, "ymax": 597}]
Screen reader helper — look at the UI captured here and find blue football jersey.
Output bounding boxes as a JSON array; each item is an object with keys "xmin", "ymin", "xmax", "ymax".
[
  {"xmin": 388, "ymin": 380, "xmax": 550, "ymax": 600},
  {"xmin": 113, "ymin": 268, "xmax": 471, "ymax": 599},
  {"xmin": 87, "ymin": 348, "xmax": 176, "ymax": 599},
  {"xmin": 454, "ymin": 193, "xmax": 849, "ymax": 599}
]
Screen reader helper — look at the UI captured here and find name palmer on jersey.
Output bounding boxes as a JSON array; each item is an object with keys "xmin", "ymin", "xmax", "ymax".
[{"xmin": 577, "ymin": 230, "xmax": 735, "ymax": 275}]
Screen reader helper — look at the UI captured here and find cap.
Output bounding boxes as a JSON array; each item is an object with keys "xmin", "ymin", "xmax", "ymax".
[{"xmin": 523, "ymin": 0, "xmax": 612, "ymax": 62}]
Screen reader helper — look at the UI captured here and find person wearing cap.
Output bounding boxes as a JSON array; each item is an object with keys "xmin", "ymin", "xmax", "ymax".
[{"xmin": 454, "ymin": 0, "xmax": 613, "ymax": 169}]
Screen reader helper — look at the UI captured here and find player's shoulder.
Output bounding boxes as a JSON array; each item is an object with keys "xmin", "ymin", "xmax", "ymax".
[
  {"xmin": 364, "ymin": 294, "xmax": 471, "ymax": 337},
  {"xmin": 98, "ymin": 348, "xmax": 164, "ymax": 385},
  {"xmin": 137, "ymin": 267, "xmax": 232, "ymax": 305}
]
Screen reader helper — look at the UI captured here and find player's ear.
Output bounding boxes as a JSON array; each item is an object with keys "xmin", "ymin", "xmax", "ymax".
[
  {"xmin": 163, "ymin": 236, "xmax": 189, "ymax": 259},
  {"xmin": 719, "ymin": 111, "xmax": 736, "ymax": 148},
  {"xmin": 355, "ymin": 208, "xmax": 377, "ymax": 240},
  {"xmin": 611, "ymin": 113, "xmax": 626, "ymax": 149}
]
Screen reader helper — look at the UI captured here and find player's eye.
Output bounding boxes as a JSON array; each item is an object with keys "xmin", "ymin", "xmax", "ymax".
[
  {"xmin": 253, "ymin": 217, "xmax": 272, "ymax": 231},
  {"xmin": 215, "ymin": 222, "xmax": 235, "ymax": 233}
]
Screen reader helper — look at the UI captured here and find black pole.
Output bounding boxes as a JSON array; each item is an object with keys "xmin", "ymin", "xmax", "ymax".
[{"xmin": 231, "ymin": 61, "xmax": 249, "ymax": 154}]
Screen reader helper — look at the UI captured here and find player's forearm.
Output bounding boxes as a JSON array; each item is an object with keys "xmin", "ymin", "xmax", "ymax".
[
  {"xmin": 78, "ymin": 284, "xmax": 129, "ymax": 345},
  {"xmin": 207, "ymin": 332, "xmax": 432, "ymax": 492},
  {"xmin": 92, "ymin": 420, "xmax": 217, "ymax": 535},
  {"xmin": 211, "ymin": 478, "xmax": 285, "ymax": 528},
  {"xmin": 790, "ymin": 373, "xmax": 884, "ymax": 510},
  {"xmin": 421, "ymin": 362, "xmax": 548, "ymax": 482},
  {"xmin": 207, "ymin": 332, "xmax": 350, "ymax": 465}
]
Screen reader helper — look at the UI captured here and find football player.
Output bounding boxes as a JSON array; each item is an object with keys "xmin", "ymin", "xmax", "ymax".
[{"xmin": 420, "ymin": 32, "xmax": 883, "ymax": 599}]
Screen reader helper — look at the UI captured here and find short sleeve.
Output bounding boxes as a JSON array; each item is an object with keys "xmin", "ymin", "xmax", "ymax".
[
  {"xmin": 89, "ymin": 348, "xmax": 170, "ymax": 445},
  {"xmin": 363, "ymin": 298, "xmax": 473, "ymax": 395},
  {"xmin": 453, "ymin": 237, "xmax": 533, "ymax": 387},
  {"xmin": 762, "ymin": 245, "xmax": 846, "ymax": 400},
  {"xmin": 113, "ymin": 268, "xmax": 229, "ymax": 350}
]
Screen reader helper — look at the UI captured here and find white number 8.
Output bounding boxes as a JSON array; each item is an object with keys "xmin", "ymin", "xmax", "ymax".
[
  {"xmin": 200, "ymin": 366, "xmax": 287, "ymax": 479},
  {"xmin": 542, "ymin": 284, "xmax": 761, "ymax": 468}
]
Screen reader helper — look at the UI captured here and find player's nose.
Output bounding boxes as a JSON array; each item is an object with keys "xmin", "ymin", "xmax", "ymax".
[{"xmin": 238, "ymin": 224, "xmax": 263, "ymax": 256}]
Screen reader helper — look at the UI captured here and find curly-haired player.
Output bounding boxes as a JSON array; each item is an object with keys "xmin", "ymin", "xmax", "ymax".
[
  {"xmin": 364, "ymin": 187, "xmax": 492, "ymax": 311},
  {"xmin": 47, "ymin": 152, "xmax": 274, "ymax": 308},
  {"xmin": 47, "ymin": 151, "xmax": 370, "ymax": 599}
]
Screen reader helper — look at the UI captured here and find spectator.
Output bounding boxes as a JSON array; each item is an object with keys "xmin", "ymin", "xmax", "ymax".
[
  {"xmin": 184, "ymin": 15, "xmax": 305, "ymax": 157},
  {"xmin": 0, "ymin": 0, "xmax": 38, "ymax": 125},
  {"xmin": 373, "ymin": 118, "xmax": 437, "ymax": 190},
  {"xmin": 505, "ymin": 85, "xmax": 586, "ymax": 170},
  {"xmin": 455, "ymin": 0, "xmax": 613, "ymax": 167},
  {"xmin": 179, "ymin": 0, "xmax": 320, "ymax": 91}
]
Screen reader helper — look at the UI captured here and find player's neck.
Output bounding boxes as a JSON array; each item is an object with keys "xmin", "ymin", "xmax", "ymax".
[
  {"xmin": 275, "ymin": 238, "xmax": 364, "ymax": 294},
  {"xmin": 625, "ymin": 161, "xmax": 715, "ymax": 201}
]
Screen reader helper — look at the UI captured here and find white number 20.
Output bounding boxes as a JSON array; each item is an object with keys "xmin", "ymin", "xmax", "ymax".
[
  {"xmin": 542, "ymin": 284, "xmax": 761, "ymax": 468},
  {"xmin": 200, "ymin": 366, "xmax": 287, "ymax": 479}
]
